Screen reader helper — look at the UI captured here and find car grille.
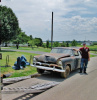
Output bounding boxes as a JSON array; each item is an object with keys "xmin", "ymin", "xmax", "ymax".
[{"xmin": 33, "ymin": 62, "xmax": 62, "ymax": 70}]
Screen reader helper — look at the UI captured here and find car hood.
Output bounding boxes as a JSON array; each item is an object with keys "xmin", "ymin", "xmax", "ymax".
[{"xmin": 35, "ymin": 53, "xmax": 70, "ymax": 63}]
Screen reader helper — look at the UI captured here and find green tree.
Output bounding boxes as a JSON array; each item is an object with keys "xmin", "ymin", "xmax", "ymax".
[
  {"xmin": 61, "ymin": 41, "xmax": 66, "ymax": 47},
  {"xmin": 53, "ymin": 41, "xmax": 59, "ymax": 47},
  {"xmin": 12, "ymin": 28, "xmax": 30, "ymax": 44},
  {"xmin": 19, "ymin": 31, "xmax": 30, "ymax": 43},
  {"xmin": 0, "ymin": 5, "xmax": 19, "ymax": 50},
  {"xmin": 66, "ymin": 41, "xmax": 69, "ymax": 47},
  {"xmin": 29, "ymin": 35, "xmax": 33, "ymax": 40},
  {"xmin": 42, "ymin": 43, "xmax": 46, "ymax": 48},
  {"xmin": 46, "ymin": 40, "xmax": 49, "ymax": 48},
  {"xmin": 34, "ymin": 38, "xmax": 43, "ymax": 47},
  {"xmin": 71, "ymin": 39, "xmax": 77, "ymax": 46},
  {"xmin": 28, "ymin": 39, "xmax": 35, "ymax": 49}
]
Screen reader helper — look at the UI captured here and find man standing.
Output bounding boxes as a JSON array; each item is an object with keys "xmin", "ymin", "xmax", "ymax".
[{"xmin": 79, "ymin": 42, "xmax": 90, "ymax": 74}]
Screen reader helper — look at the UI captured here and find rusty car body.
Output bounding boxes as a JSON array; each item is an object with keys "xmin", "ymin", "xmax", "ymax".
[{"xmin": 31, "ymin": 47, "xmax": 81, "ymax": 78}]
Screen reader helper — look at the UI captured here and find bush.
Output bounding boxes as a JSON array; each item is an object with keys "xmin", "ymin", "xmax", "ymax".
[{"xmin": 93, "ymin": 42, "xmax": 97, "ymax": 45}]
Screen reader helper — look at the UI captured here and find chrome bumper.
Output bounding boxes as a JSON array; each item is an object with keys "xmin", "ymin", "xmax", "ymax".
[{"xmin": 31, "ymin": 64, "xmax": 65, "ymax": 73}]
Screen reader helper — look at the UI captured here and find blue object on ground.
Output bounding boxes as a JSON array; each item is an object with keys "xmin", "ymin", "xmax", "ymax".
[
  {"xmin": 26, "ymin": 62, "xmax": 30, "ymax": 65},
  {"xmin": 13, "ymin": 57, "xmax": 21, "ymax": 70},
  {"xmin": 20, "ymin": 55, "xmax": 27, "ymax": 68},
  {"xmin": 12, "ymin": 55, "xmax": 30, "ymax": 70}
]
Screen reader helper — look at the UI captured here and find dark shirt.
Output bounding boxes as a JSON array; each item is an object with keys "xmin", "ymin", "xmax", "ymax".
[{"xmin": 80, "ymin": 47, "xmax": 90, "ymax": 59}]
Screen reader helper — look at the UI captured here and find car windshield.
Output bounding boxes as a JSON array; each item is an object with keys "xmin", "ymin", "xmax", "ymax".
[{"xmin": 51, "ymin": 48, "xmax": 72, "ymax": 55}]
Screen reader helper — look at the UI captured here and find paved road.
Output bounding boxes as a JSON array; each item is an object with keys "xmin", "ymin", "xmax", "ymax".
[
  {"xmin": 1, "ymin": 49, "xmax": 47, "ymax": 54},
  {"xmin": 2, "ymin": 57, "xmax": 97, "ymax": 100},
  {"xmin": 30, "ymin": 57, "xmax": 97, "ymax": 100}
]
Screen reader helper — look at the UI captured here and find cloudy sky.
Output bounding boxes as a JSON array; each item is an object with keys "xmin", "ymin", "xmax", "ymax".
[{"xmin": 1, "ymin": 0, "xmax": 97, "ymax": 41}]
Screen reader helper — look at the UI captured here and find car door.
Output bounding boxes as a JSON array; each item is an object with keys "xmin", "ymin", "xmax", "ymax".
[{"xmin": 73, "ymin": 50, "xmax": 81, "ymax": 69}]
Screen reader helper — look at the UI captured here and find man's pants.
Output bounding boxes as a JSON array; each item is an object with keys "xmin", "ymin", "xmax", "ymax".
[{"xmin": 80, "ymin": 58, "xmax": 88, "ymax": 72}]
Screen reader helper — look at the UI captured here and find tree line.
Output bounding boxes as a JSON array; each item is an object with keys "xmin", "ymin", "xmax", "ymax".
[{"xmin": 44, "ymin": 40, "xmax": 78, "ymax": 48}]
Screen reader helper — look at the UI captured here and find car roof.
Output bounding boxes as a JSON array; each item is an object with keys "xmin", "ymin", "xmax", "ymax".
[{"xmin": 52, "ymin": 47, "xmax": 80, "ymax": 49}]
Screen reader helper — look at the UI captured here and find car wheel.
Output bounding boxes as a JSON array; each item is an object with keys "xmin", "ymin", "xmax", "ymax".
[
  {"xmin": 37, "ymin": 68, "xmax": 44, "ymax": 74},
  {"xmin": 61, "ymin": 65, "xmax": 70, "ymax": 78}
]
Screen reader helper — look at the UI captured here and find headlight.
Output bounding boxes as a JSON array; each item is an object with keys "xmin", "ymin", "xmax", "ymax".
[
  {"xmin": 33, "ymin": 57, "xmax": 37, "ymax": 62},
  {"xmin": 57, "ymin": 60, "xmax": 62, "ymax": 66}
]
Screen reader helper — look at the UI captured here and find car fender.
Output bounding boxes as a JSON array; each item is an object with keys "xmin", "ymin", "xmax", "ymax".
[{"xmin": 60, "ymin": 57, "xmax": 73, "ymax": 69}]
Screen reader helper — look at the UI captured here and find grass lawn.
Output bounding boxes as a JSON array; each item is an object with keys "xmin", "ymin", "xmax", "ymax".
[
  {"xmin": 0, "ymin": 50, "xmax": 39, "ymax": 78},
  {"xmin": 77, "ymin": 45, "xmax": 97, "ymax": 50},
  {"xmin": 90, "ymin": 51, "xmax": 97, "ymax": 54},
  {"xmin": 90, "ymin": 55, "xmax": 97, "ymax": 57}
]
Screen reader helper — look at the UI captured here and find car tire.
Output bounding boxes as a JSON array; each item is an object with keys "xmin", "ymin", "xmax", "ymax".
[
  {"xmin": 61, "ymin": 65, "xmax": 70, "ymax": 78},
  {"xmin": 37, "ymin": 68, "xmax": 44, "ymax": 74}
]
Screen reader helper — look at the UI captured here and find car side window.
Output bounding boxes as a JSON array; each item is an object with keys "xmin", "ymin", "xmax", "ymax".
[{"xmin": 73, "ymin": 50, "xmax": 79, "ymax": 56}]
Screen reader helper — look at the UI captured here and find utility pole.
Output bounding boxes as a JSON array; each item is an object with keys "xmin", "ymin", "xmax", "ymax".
[{"xmin": 51, "ymin": 12, "xmax": 53, "ymax": 50}]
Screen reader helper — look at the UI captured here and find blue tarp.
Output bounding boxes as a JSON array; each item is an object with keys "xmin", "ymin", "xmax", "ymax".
[{"xmin": 12, "ymin": 55, "xmax": 30, "ymax": 70}]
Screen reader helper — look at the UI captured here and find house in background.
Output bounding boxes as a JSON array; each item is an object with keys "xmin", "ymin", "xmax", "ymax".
[{"xmin": 81, "ymin": 41, "xmax": 93, "ymax": 46}]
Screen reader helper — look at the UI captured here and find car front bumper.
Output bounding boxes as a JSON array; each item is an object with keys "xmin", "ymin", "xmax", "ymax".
[{"xmin": 31, "ymin": 64, "xmax": 65, "ymax": 73}]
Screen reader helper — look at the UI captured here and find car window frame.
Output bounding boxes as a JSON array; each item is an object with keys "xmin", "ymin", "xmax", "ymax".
[{"xmin": 72, "ymin": 50, "xmax": 79, "ymax": 56}]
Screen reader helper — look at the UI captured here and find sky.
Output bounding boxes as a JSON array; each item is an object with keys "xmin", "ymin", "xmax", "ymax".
[{"xmin": 0, "ymin": 0, "xmax": 97, "ymax": 41}]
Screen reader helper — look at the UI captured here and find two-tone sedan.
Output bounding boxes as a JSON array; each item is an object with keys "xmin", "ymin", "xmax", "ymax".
[{"xmin": 31, "ymin": 47, "xmax": 81, "ymax": 78}]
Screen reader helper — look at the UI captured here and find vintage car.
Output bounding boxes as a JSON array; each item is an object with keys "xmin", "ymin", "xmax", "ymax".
[{"xmin": 31, "ymin": 47, "xmax": 81, "ymax": 78}]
